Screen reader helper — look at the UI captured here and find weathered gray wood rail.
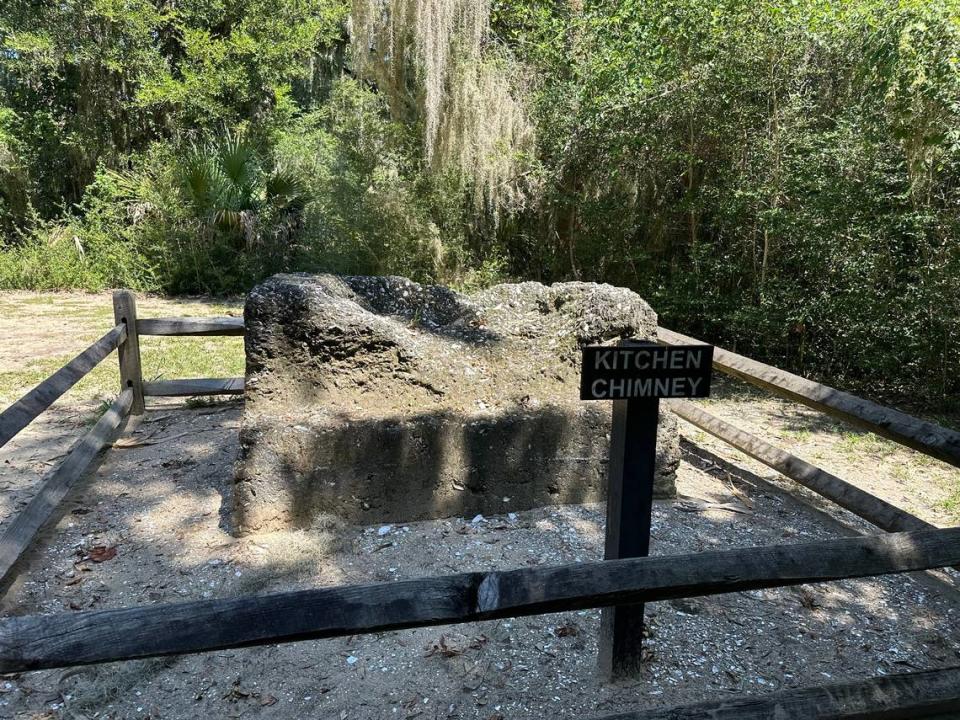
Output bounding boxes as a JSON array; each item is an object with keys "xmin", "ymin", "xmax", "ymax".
[
  {"xmin": 0, "ymin": 527, "xmax": 957, "ymax": 672},
  {"xmin": 143, "ymin": 377, "xmax": 244, "ymax": 397},
  {"xmin": 657, "ymin": 327, "xmax": 960, "ymax": 468},
  {"xmin": 597, "ymin": 665, "xmax": 960, "ymax": 719},
  {"xmin": 0, "ymin": 324, "xmax": 126, "ymax": 449},
  {"xmin": 131, "ymin": 314, "xmax": 243, "ymax": 398},
  {"xmin": 0, "ymin": 389, "xmax": 132, "ymax": 585},
  {"xmin": 669, "ymin": 400, "xmax": 932, "ymax": 534},
  {"xmin": 137, "ymin": 316, "xmax": 244, "ymax": 336}
]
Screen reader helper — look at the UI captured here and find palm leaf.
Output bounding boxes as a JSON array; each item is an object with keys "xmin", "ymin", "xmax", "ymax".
[
  {"xmin": 217, "ymin": 132, "xmax": 259, "ymax": 204},
  {"xmin": 265, "ymin": 168, "xmax": 310, "ymax": 213},
  {"xmin": 180, "ymin": 146, "xmax": 228, "ymax": 213}
]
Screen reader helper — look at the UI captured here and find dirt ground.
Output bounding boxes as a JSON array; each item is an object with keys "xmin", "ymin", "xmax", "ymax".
[{"xmin": 0, "ymin": 292, "xmax": 959, "ymax": 720}]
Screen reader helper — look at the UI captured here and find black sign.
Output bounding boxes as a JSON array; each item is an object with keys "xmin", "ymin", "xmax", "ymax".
[
  {"xmin": 585, "ymin": 339, "xmax": 714, "ymax": 679},
  {"xmin": 580, "ymin": 342, "xmax": 713, "ymax": 400}
]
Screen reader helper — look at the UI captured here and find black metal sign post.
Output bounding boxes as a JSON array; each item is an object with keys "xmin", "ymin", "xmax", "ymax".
[{"xmin": 580, "ymin": 340, "xmax": 713, "ymax": 680}]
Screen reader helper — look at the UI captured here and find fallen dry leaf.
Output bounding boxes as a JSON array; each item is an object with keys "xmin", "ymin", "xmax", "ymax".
[
  {"xmin": 401, "ymin": 694, "xmax": 421, "ymax": 711},
  {"xmin": 798, "ymin": 587, "xmax": 822, "ymax": 610},
  {"xmin": 87, "ymin": 546, "xmax": 117, "ymax": 563},
  {"xmin": 425, "ymin": 635, "xmax": 462, "ymax": 658},
  {"xmin": 223, "ymin": 679, "xmax": 250, "ymax": 702},
  {"xmin": 462, "ymin": 665, "xmax": 486, "ymax": 691},
  {"xmin": 424, "ymin": 633, "xmax": 487, "ymax": 658},
  {"xmin": 553, "ymin": 623, "xmax": 580, "ymax": 638}
]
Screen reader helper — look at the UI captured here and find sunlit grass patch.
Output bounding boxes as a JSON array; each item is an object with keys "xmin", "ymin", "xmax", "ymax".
[
  {"xmin": 0, "ymin": 336, "xmax": 244, "ymax": 407},
  {"xmin": 140, "ymin": 335, "xmax": 244, "ymax": 383},
  {"xmin": 0, "ymin": 353, "xmax": 118, "ymax": 406},
  {"xmin": 781, "ymin": 428, "xmax": 813, "ymax": 443},
  {"xmin": 943, "ymin": 485, "xmax": 960, "ymax": 523},
  {"xmin": 834, "ymin": 430, "xmax": 896, "ymax": 459}
]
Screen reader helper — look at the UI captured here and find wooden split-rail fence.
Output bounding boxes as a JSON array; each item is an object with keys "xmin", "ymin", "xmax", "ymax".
[{"xmin": 0, "ymin": 290, "xmax": 958, "ymax": 719}]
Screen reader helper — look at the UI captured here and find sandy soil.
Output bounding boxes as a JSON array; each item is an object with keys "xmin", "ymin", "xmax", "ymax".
[{"xmin": 0, "ymin": 293, "xmax": 958, "ymax": 720}]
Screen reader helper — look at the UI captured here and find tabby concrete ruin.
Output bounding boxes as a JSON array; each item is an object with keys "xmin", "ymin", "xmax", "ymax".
[{"xmin": 234, "ymin": 274, "xmax": 679, "ymax": 532}]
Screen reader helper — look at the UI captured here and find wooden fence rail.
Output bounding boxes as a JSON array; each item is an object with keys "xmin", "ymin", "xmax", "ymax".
[
  {"xmin": 0, "ymin": 388, "xmax": 132, "ymax": 584},
  {"xmin": 669, "ymin": 400, "xmax": 932, "ymax": 534},
  {"xmin": 143, "ymin": 377, "xmax": 244, "ymax": 397},
  {"xmin": 599, "ymin": 665, "xmax": 960, "ymax": 720},
  {"xmin": 657, "ymin": 327, "xmax": 960, "ymax": 468},
  {"xmin": 0, "ymin": 298, "xmax": 139, "ymax": 590},
  {"xmin": 0, "ymin": 296, "xmax": 243, "ymax": 590},
  {"xmin": 0, "ymin": 527, "xmax": 957, "ymax": 673},
  {"xmin": 0, "ymin": 324, "xmax": 126, "ymax": 449},
  {"xmin": 137, "ymin": 316, "xmax": 244, "ymax": 336}
]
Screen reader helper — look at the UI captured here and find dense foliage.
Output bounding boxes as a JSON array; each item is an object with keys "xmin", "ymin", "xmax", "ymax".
[{"xmin": 0, "ymin": 0, "xmax": 958, "ymax": 407}]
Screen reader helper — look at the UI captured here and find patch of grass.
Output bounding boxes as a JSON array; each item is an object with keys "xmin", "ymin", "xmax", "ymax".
[
  {"xmin": 834, "ymin": 430, "xmax": 896, "ymax": 459},
  {"xmin": 86, "ymin": 397, "xmax": 115, "ymax": 425},
  {"xmin": 0, "ymin": 360, "xmax": 61, "ymax": 399},
  {"xmin": 910, "ymin": 452, "xmax": 939, "ymax": 468},
  {"xmin": 0, "ymin": 337, "xmax": 244, "ymax": 406},
  {"xmin": 888, "ymin": 463, "xmax": 911, "ymax": 483},
  {"xmin": 16, "ymin": 295, "xmax": 71, "ymax": 306},
  {"xmin": 185, "ymin": 396, "xmax": 220, "ymax": 409},
  {"xmin": 0, "ymin": 354, "xmax": 118, "ymax": 405},
  {"xmin": 943, "ymin": 486, "xmax": 960, "ymax": 523},
  {"xmin": 781, "ymin": 428, "xmax": 813, "ymax": 443},
  {"xmin": 140, "ymin": 336, "xmax": 244, "ymax": 385},
  {"xmin": 0, "ymin": 355, "xmax": 120, "ymax": 404}
]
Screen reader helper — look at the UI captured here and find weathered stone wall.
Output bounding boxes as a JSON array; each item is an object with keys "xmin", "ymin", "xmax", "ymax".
[{"xmin": 234, "ymin": 274, "xmax": 679, "ymax": 532}]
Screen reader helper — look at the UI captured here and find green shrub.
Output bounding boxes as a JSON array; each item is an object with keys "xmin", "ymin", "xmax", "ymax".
[
  {"xmin": 273, "ymin": 80, "xmax": 473, "ymax": 284},
  {"xmin": 0, "ymin": 222, "xmax": 157, "ymax": 292},
  {"xmin": 2, "ymin": 81, "xmax": 481, "ymax": 296}
]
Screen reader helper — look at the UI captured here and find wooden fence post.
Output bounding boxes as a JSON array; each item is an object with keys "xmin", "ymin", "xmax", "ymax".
[
  {"xmin": 581, "ymin": 340, "xmax": 713, "ymax": 680},
  {"xmin": 112, "ymin": 290, "xmax": 144, "ymax": 415},
  {"xmin": 597, "ymin": 396, "xmax": 659, "ymax": 679}
]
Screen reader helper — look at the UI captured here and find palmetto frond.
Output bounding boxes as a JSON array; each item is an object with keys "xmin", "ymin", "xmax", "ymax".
[
  {"xmin": 217, "ymin": 132, "xmax": 259, "ymax": 205},
  {"xmin": 265, "ymin": 167, "xmax": 309, "ymax": 214},
  {"xmin": 180, "ymin": 146, "xmax": 229, "ymax": 214},
  {"xmin": 176, "ymin": 132, "xmax": 311, "ymax": 248}
]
